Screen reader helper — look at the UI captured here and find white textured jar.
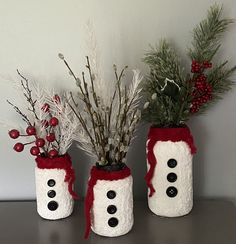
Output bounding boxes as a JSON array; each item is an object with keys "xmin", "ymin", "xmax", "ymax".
[
  {"xmin": 35, "ymin": 167, "xmax": 74, "ymax": 220},
  {"xmin": 92, "ymin": 176, "xmax": 133, "ymax": 236},
  {"xmin": 35, "ymin": 154, "xmax": 77, "ymax": 220},
  {"xmin": 145, "ymin": 127, "xmax": 196, "ymax": 217},
  {"xmin": 85, "ymin": 166, "xmax": 133, "ymax": 238}
]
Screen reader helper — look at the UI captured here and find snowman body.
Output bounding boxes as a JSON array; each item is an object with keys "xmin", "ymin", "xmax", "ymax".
[
  {"xmin": 35, "ymin": 167, "xmax": 74, "ymax": 220},
  {"xmin": 91, "ymin": 175, "xmax": 133, "ymax": 237},
  {"xmin": 147, "ymin": 140, "xmax": 193, "ymax": 217}
]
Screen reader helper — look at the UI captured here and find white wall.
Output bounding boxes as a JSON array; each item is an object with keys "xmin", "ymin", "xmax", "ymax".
[{"xmin": 0, "ymin": 0, "xmax": 236, "ymax": 201}]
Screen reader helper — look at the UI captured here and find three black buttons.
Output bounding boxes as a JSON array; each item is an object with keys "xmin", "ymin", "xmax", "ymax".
[
  {"xmin": 106, "ymin": 191, "xmax": 118, "ymax": 227},
  {"xmin": 166, "ymin": 159, "xmax": 178, "ymax": 198},
  {"xmin": 47, "ymin": 179, "xmax": 58, "ymax": 211}
]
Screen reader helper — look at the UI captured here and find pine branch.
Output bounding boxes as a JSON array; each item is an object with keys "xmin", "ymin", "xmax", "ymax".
[
  {"xmin": 188, "ymin": 4, "xmax": 234, "ymax": 62},
  {"xmin": 144, "ymin": 40, "xmax": 185, "ymax": 85}
]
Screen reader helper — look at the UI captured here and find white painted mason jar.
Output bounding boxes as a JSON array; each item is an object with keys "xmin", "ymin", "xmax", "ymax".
[
  {"xmin": 145, "ymin": 126, "xmax": 196, "ymax": 217},
  {"xmin": 35, "ymin": 154, "xmax": 77, "ymax": 220},
  {"xmin": 85, "ymin": 166, "xmax": 133, "ymax": 238}
]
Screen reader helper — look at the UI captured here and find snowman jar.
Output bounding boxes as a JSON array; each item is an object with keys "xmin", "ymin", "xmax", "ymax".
[
  {"xmin": 145, "ymin": 126, "xmax": 196, "ymax": 217},
  {"xmin": 84, "ymin": 165, "xmax": 133, "ymax": 238},
  {"xmin": 35, "ymin": 154, "xmax": 78, "ymax": 220}
]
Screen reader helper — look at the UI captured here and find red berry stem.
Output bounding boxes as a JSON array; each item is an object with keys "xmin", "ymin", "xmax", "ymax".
[{"xmin": 24, "ymin": 141, "xmax": 36, "ymax": 146}]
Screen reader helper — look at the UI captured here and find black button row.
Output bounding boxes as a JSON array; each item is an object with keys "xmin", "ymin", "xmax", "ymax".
[
  {"xmin": 47, "ymin": 179, "xmax": 58, "ymax": 211},
  {"xmin": 166, "ymin": 159, "xmax": 178, "ymax": 198},
  {"xmin": 106, "ymin": 190, "xmax": 118, "ymax": 227}
]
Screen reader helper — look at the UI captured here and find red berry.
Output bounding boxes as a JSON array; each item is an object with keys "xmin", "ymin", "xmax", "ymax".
[
  {"xmin": 208, "ymin": 63, "xmax": 212, "ymax": 68},
  {"xmin": 13, "ymin": 143, "xmax": 24, "ymax": 152},
  {"xmin": 49, "ymin": 117, "xmax": 59, "ymax": 127},
  {"xmin": 203, "ymin": 61, "xmax": 212, "ymax": 69},
  {"xmin": 41, "ymin": 120, "xmax": 49, "ymax": 128},
  {"xmin": 53, "ymin": 95, "xmax": 61, "ymax": 104},
  {"xmin": 48, "ymin": 149, "xmax": 58, "ymax": 158},
  {"xmin": 41, "ymin": 103, "xmax": 50, "ymax": 112},
  {"xmin": 9, "ymin": 129, "xmax": 20, "ymax": 139},
  {"xmin": 35, "ymin": 138, "xmax": 45, "ymax": 147},
  {"xmin": 30, "ymin": 146, "xmax": 40, "ymax": 156},
  {"xmin": 46, "ymin": 133, "xmax": 55, "ymax": 142},
  {"xmin": 26, "ymin": 126, "xmax": 36, "ymax": 135}
]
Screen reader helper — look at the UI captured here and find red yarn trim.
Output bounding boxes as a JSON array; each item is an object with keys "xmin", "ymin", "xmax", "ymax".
[
  {"xmin": 84, "ymin": 166, "xmax": 131, "ymax": 239},
  {"xmin": 145, "ymin": 126, "xmax": 196, "ymax": 197},
  {"xmin": 36, "ymin": 154, "xmax": 79, "ymax": 200}
]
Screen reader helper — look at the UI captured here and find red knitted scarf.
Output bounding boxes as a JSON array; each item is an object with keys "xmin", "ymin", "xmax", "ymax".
[
  {"xmin": 145, "ymin": 126, "xmax": 196, "ymax": 197},
  {"xmin": 84, "ymin": 165, "xmax": 131, "ymax": 239},
  {"xmin": 35, "ymin": 153, "xmax": 78, "ymax": 200}
]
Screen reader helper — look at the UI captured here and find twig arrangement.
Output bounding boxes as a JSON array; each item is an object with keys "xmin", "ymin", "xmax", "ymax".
[{"xmin": 59, "ymin": 54, "xmax": 143, "ymax": 166}]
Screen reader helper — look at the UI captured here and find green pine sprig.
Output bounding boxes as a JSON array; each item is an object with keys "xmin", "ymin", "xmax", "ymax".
[{"xmin": 142, "ymin": 4, "xmax": 236, "ymax": 127}]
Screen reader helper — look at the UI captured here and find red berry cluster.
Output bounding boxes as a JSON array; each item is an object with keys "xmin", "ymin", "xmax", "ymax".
[
  {"xmin": 190, "ymin": 73, "xmax": 213, "ymax": 113},
  {"xmin": 8, "ymin": 95, "xmax": 61, "ymax": 158},
  {"xmin": 191, "ymin": 60, "xmax": 212, "ymax": 73}
]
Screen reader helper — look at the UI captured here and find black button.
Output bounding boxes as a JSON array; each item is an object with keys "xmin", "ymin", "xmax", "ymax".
[
  {"xmin": 167, "ymin": 159, "xmax": 177, "ymax": 168},
  {"xmin": 108, "ymin": 217, "xmax": 118, "ymax": 227},
  {"xmin": 166, "ymin": 187, "xmax": 178, "ymax": 198},
  {"xmin": 167, "ymin": 173, "xmax": 177, "ymax": 183},
  {"xmin": 47, "ymin": 179, "xmax": 56, "ymax": 187},
  {"xmin": 47, "ymin": 190, "xmax": 56, "ymax": 198},
  {"xmin": 47, "ymin": 201, "xmax": 58, "ymax": 211},
  {"xmin": 107, "ymin": 205, "xmax": 117, "ymax": 214},
  {"xmin": 107, "ymin": 190, "xmax": 116, "ymax": 199}
]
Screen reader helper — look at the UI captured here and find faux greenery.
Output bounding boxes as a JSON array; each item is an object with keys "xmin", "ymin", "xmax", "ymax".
[
  {"xmin": 59, "ymin": 55, "xmax": 143, "ymax": 166},
  {"xmin": 142, "ymin": 4, "xmax": 236, "ymax": 128}
]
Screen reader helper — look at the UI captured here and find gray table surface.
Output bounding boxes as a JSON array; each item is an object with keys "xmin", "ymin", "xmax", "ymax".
[{"xmin": 0, "ymin": 200, "xmax": 235, "ymax": 244}]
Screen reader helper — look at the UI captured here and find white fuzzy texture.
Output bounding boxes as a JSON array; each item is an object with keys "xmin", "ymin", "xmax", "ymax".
[
  {"xmin": 35, "ymin": 167, "xmax": 74, "ymax": 220},
  {"xmin": 92, "ymin": 176, "xmax": 133, "ymax": 237},
  {"xmin": 147, "ymin": 141, "xmax": 193, "ymax": 217}
]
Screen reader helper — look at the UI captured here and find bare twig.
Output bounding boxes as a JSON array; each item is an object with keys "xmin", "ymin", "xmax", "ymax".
[
  {"xmin": 7, "ymin": 100, "xmax": 31, "ymax": 125},
  {"xmin": 17, "ymin": 69, "xmax": 39, "ymax": 120}
]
